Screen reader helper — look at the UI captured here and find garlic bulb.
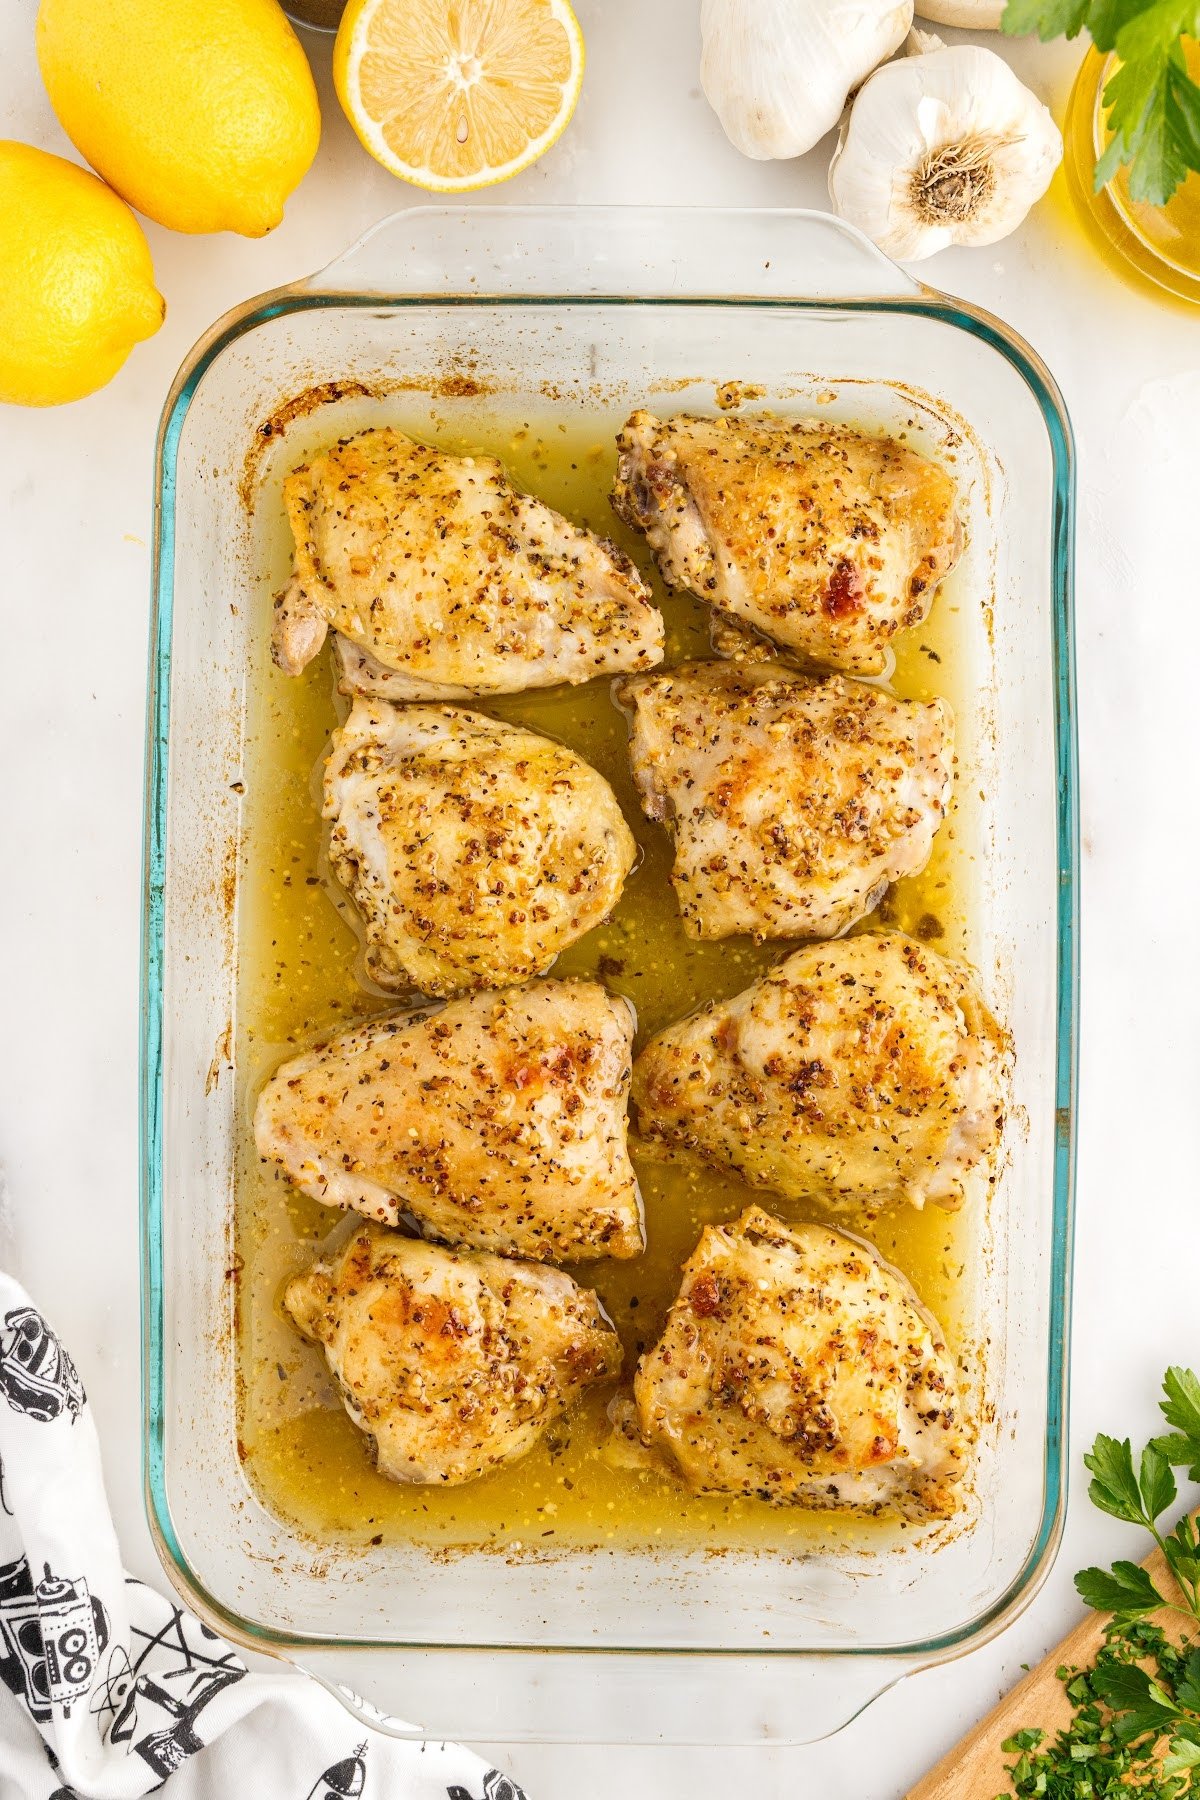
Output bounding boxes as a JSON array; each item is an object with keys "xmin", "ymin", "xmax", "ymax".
[
  {"xmin": 828, "ymin": 45, "xmax": 1062, "ymax": 259},
  {"xmin": 914, "ymin": 0, "xmax": 1005, "ymax": 31},
  {"xmin": 701, "ymin": 0, "xmax": 915, "ymax": 162}
]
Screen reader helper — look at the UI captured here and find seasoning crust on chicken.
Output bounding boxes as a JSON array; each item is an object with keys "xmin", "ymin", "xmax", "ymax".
[
  {"xmin": 255, "ymin": 980, "xmax": 644, "ymax": 1262},
  {"xmin": 617, "ymin": 660, "xmax": 953, "ymax": 942},
  {"xmin": 612, "ymin": 410, "xmax": 961, "ymax": 675},
  {"xmin": 273, "ymin": 426, "xmax": 664, "ymax": 695},
  {"xmin": 632, "ymin": 931, "xmax": 1008, "ymax": 1212},
  {"xmin": 285, "ymin": 1226, "xmax": 622, "ymax": 1487},
  {"xmin": 323, "ymin": 698, "xmax": 637, "ymax": 996},
  {"xmin": 631, "ymin": 1206, "xmax": 966, "ymax": 1516}
]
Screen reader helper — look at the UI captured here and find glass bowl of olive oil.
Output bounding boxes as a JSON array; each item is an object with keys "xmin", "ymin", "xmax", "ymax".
[{"xmin": 1065, "ymin": 45, "xmax": 1200, "ymax": 304}]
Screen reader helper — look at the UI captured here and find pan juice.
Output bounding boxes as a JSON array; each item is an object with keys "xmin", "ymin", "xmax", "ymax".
[{"xmin": 234, "ymin": 397, "xmax": 984, "ymax": 1555}]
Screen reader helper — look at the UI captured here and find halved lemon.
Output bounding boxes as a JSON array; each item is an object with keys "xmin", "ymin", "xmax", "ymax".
[{"xmin": 334, "ymin": 0, "xmax": 584, "ymax": 193}]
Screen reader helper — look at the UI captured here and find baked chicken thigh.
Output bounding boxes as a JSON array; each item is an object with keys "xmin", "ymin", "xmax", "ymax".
[
  {"xmin": 631, "ymin": 1206, "xmax": 965, "ymax": 1516},
  {"xmin": 612, "ymin": 411, "xmax": 960, "ymax": 675},
  {"xmin": 324, "ymin": 698, "xmax": 637, "ymax": 995},
  {"xmin": 274, "ymin": 427, "xmax": 663, "ymax": 696},
  {"xmin": 632, "ymin": 932, "xmax": 1008, "ymax": 1211},
  {"xmin": 286, "ymin": 1226, "xmax": 622, "ymax": 1486},
  {"xmin": 255, "ymin": 980, "xmax": 644, "ymax": 1262},
  {"xmin": 617, "ymin": 660, "xmax": 953, "ymax": 941}
]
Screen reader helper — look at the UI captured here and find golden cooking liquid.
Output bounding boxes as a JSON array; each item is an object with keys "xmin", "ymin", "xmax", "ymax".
[{"xmin": 234, "ymin": 404, "xmax": 982, "ymax": 1554}]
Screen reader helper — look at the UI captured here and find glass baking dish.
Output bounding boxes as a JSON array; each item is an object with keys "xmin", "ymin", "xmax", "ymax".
[{"xmin": 142, "ymin": 206, "xmax": 1078, "ymax": 1745}]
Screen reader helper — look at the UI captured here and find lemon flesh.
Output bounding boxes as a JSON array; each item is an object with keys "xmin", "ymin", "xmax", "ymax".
[
  {"xmin": 0, "ymin": 141, "xmax": 164, "ymax": 408},
  {"xmin": 335, "ymin": 0, "xmax": 584, "ymax": 192},
  {"xmin": 36, "ymin": 0, "xmax": 321, "ymax": 237}
]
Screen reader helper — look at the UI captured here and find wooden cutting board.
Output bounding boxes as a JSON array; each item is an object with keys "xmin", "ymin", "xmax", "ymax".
[{"xmin": 907, "ymin": 1531, "xmax": 1190, "ymax": 1799}]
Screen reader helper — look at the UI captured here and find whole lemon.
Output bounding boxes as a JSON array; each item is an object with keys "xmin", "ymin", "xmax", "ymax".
[
  {"xmin": 36, "ymin": 0, "xmax": 321, "ymax": 237},
  {"xmin": 0, "ymin": 142, "xmax": 164, "ymax": 407}
]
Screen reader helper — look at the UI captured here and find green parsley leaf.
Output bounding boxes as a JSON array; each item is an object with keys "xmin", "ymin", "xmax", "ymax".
[
  {"xmin": 1085, "ymin": 1434, "xmax": 1150, "ymax": 1524},
  {"xmin": 1168, "ymin": 60, "xmax": 1200, "ymax": 162},
  {"xmin": 1117, "ymin": 0, "xmax": 1198, "ymax": 64},
  {"xmin": 1104, "ymin": 44, "xmax": 1200, "ymax": 203},
  {"xmin": 1076, "ymin": 1559, "xmax": 1165, "ymax": 1616},
  {"xmin": 1001, "ymin": 1727, "xmax": 1046, "ymax": 1752},
  {"xmin": 1141, "ymin": 1441, "xmax": 1179, "ymax": 1522},
  {"xmin": 1000, "ymin": 0, "xmax": 1090, "ymax": 35},
  {"xmin": 1153, "ymin": 1430, "xmax": 1200, "ymax": 1478},
  {"xmin": 1091, "ymin": 1658, "xmax": 1181, "ymax": 1738},
  {"xmin": 1174, "ymin": 1649, "xmax": 1200, "ymax": 1714},
  {"xmin": 1170, "ymin": 1553, "xmax": 1200, "ymax": 1593},
  {"xmin": 1163, "ymin": 1367, "xmax": 1200, "ymax": 1446},
  {"xmin": 1164, "ymin": 1515, "xmax": 1200, "ymax": 1611},
  {"xmin": 1164, "ymin": 1734, "xmax": 1200, "ymax": 1775},
  {"xmin": 1175, "ymin": 1514, "xmax": 1200, "ymax": 1550},
  {"xmin": 1002, "ymin": 0, "xmax": 1200, "ymax": 204},
  {"xmin": 1088, "ymin": 0, "xmax": 1160, "ymax": 46}
]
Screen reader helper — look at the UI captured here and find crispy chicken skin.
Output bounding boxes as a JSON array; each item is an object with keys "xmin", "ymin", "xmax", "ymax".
[
  {"xmin": 617, "ymin": 660, "xmax": 953, "ymax": 942},
  {"xmin": 631, "ymin": 1206, "xmax": 965, "ymax": 1516},
  {"xmin": 612, "ymin": 411, "xmax": 961, "ymax": 675},
  {"xmin": 286, "ymin": 1226, "xmax": 622, "ymax": 1486},
  {"xmin": 255, "ymin": 980, "xmax": 644, "ymax": 1262},
  {"xmin": 323, "ymin": 698, "xmax": 637, "ymax": 996},
  {"xmin": 632, "ymin": 932, "xmax": 1008, "ymax": 1212},
  {"xmin": 274, "ymin": 426, "xmax": 663, "ymax": 695}
]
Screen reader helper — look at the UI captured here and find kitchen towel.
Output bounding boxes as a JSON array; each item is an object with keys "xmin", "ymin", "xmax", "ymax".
[{"xmin": 0, "ymin": 1271, "xmax": 527, "ymax": 1800}]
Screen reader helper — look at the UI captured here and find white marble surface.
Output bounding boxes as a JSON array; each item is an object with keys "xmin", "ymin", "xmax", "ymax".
[{"xmin": 2, "ymin": 1, "xmax": 1198, "ymax": 1793}]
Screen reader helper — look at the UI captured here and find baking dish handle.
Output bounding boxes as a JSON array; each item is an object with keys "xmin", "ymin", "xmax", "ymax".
[
  {"xmin": 310, "ymin": 205, "xmax": 924, "ymax": 303},
  {"xmin": 288, "ymin": 1647, "xmax": 913, "ymax": 1747}
]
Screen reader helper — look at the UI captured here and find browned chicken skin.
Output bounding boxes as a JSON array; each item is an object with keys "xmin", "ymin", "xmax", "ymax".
[
  {"xmin": 323, "ymin": 698, "xmax": 637, "ymax": 996},
  {"xmin": 262, "ymin": 407, "xmax": 989, "ymax": 1518},
  {"xmin": 274, "ymin": 426, "xmax": 664, "ymax": 695},
  {"xmin": 286, "ymin": 1225, "xmax": 622, "ymax": 1486},
  {"xmin": 612, "ymin": 410, "xmax": 961, "ymax": 675},
  {"xmin": 632, "ymin": 931, "xmax": 1008, "ymax": 1212},
  {"xmin": 631, "ymin": 1206, "xmax": 966, "ymax": 1516},
  {"xmin": 617, "ymin": 659, "xmax": 953, "ymax": 942},
  {"xmin": 255, "ymin": 980, "xmax": 644, "ymax": 1262}
]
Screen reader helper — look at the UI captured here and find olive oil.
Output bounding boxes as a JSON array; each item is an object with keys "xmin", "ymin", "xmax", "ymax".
[
  {"xmin": 234, "ymin": 400, "xmax": 983, "ymax": 1555},
  {"xmin": 1065, "ymin": 46, "xmax": 1200, "ymax": 307}
]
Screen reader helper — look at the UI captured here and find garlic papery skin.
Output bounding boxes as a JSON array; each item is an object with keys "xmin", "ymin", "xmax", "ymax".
[
  {"xmin": 701, "ymin": 0, "xmax": 915, "ymax": 161},
  {"xmin": 827, "ymin": 45, "xmax": 1063, "ymax": 259},
  {"xmin": 903, "ymin": 24, "xmax": 945, "ymax": 53}
]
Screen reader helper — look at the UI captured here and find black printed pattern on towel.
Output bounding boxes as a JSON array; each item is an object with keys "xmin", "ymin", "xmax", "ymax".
[
  {"xmin": 0, "ymin": 1557, "xmax": 109, "ymax": 1722},
  {"xmin": 448, "ymin": 1772, "xmax": 529, "ymax": 1800},
  {"xmin": 89, "ymin": 1592, "xmax": 248, "ymax": 1781},
  {"xmin": 0, "ymin": 1308, "xmax": 85, "ymax": 1425},
  {"xmin": 305, "ymin": 1742, "xmax": 369, "ymax": 1797}
]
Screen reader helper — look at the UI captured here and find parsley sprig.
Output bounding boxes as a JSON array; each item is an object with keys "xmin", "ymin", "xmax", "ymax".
[
  {"xmin": 1076, "ymin": 1368, "xmax": 1200, "ymax": 1627},
  {"xmin": 1000, "ymin": 1368, "xmax": 1200, "ymax": 1797},
  {"xmin": 1001, "ymin": 0, "xmax": 1200, "ymax": 206}
]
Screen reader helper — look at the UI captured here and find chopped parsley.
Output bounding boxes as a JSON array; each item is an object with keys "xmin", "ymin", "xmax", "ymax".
[{"xmin": 1001, "ymin": 1624, "xmax": 1200, "ymax": 1796}]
